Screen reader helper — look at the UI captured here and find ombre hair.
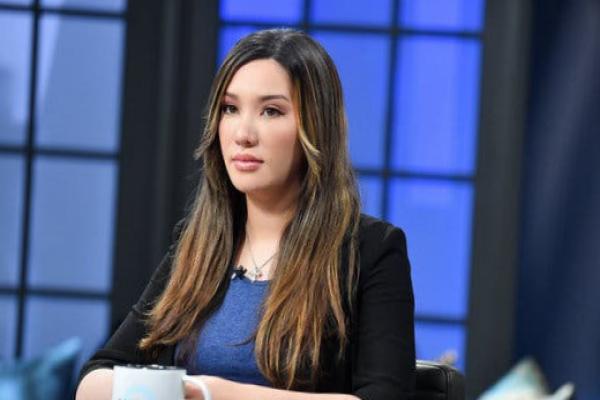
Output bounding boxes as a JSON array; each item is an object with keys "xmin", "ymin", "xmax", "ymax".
[{"xmin": 139, "ymin": 29, "xmax": 360, "ymax": 389}]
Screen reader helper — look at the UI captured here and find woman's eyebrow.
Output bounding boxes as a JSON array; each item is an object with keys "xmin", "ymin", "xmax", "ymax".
[{"xmin": 224, "ymin": 92, "xmax": 291, "ymax": 103}]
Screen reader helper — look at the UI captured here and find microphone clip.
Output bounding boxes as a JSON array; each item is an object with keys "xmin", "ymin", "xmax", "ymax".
[{"xmin": 231, "ymin": 266, "xmax": 247, "ymax": 280}]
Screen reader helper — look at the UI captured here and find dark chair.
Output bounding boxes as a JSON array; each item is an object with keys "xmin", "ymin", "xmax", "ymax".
[{"xmin": 414, "ymin": 360, "xmax": 465, "ymax": 400}]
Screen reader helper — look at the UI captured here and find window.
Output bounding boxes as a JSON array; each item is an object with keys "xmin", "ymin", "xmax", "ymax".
[{"xmin": 0, "ymin": 0, "xmax": 126, "ymax": 368}]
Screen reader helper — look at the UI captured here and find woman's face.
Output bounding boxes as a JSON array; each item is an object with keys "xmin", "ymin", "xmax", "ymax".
[{"xmin": 219, "ymin": 58, "xmax": 304, "ymax": 200}]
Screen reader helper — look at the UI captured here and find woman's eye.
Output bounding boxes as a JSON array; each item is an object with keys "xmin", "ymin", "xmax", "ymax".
[
  {"xmin": 221, "ymin": 104, "xmax": 237, "ymax": 114},
  {"xmin": 263, "ymin": 107, "xmax": 282, "ymax": 117}
]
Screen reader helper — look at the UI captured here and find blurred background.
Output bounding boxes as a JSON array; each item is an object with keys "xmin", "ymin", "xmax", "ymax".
[{"xmin": 0, "ymin": 0, "xmax": 598, "ymax": 398}]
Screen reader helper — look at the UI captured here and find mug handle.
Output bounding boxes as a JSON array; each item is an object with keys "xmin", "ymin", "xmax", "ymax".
[{"xmin": 182, "ymin": 375, "xmax": 212, "ymax": 400}]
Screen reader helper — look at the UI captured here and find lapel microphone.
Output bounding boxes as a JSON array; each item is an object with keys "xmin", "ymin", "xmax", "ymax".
[{"xmin": 231, "ymin": 266, "xmax": 247, "ymax": 280}]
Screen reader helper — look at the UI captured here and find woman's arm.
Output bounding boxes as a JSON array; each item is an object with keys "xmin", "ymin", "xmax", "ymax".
[
  {"xmin": 75, "ymin": 369, "xmax": 114, "ymax": 400},
  {"xmin": 350, "ymin": 219, "xmax": 416, "ymax": 399},
  {"xmin": 78, "ymin": 372, "xmax": 360, "ymax": 400},
  {"xmin": 186, "ymin": 376, "xmax": 360, "ymax": 400}
]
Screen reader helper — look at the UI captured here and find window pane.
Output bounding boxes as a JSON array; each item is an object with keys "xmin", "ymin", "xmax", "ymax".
[
  {"xmin": 28, "ymin": 157, "xmax": 117, "ymax": 292},
  {"xmin": 218, "ymin": 25, "xmax": 259, "ymax": 66},
  {"xmin": 41, "ymin": 0, "xmax": 126, "ymax": 12},
  {"xmin": 0, "ymin": 296, "xmax": 17, "ymax": 360},
  {"xmin": 400, "ymin": 0, "xmax": 485, "ymax": 32},
  {"xmin": 0, "ymin": 155, "xmax": 24, "ymax": 287},
  {"xmin": 311, "ymin": 0, "xmax": 392, "ymax": 26},
  {"xmin": 220, "ymin": 0, "xmax": 302, "ymax": 24},
  {"xmin": 313, "ymin": 32, "xmax": 389, "ymax": 169},
  {"xmin": 36, "ymin": 15, "xmax": 124, "ymax": 152},
  {"xmin": 23, "ymin": 296, "xmax": 109, "ymax": 369},
  {"xmin": 358, "ymin": 175, "xmax": 383, "ymax": 218},
  {"xmin": 416, "ymin": 322, "xmax": 465, "ymax": 371},
  {"xmin": 388, "ymin": 179, "xmax": 473, "ymax": 319},
  {"xmin": 392, "ymin": 37, "xmax": 481, "ymax": 175},
  {"xmin": 0, "ymin": 12, "xmax": 32, "ymax": 146}
]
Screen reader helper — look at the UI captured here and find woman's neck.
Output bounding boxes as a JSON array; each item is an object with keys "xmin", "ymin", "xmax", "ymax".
[{"xmin": 244, "ymin": 192, "xmax": 297, "ymax": 241}]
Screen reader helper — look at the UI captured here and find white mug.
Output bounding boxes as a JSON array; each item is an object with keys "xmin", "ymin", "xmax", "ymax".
[{"xmin": 111, "ymin": 364, "xmax": 211, "ymax": 400}]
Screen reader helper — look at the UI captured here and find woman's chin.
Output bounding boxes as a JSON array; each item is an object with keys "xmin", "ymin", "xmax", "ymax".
[
  {"xmin": 230, "ymin": 182, "xmax": 267, "ymax": 195},
  {"xmin": 230, "ymin": 183, "xmax": 286, "ymax": 200}
]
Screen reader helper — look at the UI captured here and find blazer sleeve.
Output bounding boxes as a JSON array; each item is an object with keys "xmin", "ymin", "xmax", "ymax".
[
  {"xmin": 77, "ymin": 222, "xmax": 183, "ymax": 384},
  {"xmin": 352, "ymin": 219, "xmax": 416, "ymax": 400}
]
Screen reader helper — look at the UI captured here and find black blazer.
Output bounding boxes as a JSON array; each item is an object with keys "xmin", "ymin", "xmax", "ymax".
[{"xmin": 79, "ymin": 214, "xmax": 415, "ymax": 400}]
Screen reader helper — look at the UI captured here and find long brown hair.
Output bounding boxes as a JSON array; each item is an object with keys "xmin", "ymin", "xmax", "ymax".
[{"xmin": 139, "ymin": 29, "xmax": 360, "ymax": 389}]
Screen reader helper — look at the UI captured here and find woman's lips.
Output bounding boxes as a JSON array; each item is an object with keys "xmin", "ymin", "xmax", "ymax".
[{"xmin": 232, "ymin": 155, "xmax": 263, "ymax": 171}]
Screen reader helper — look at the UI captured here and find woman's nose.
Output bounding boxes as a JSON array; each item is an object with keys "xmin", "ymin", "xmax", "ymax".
[{"xmin": 234, "ymin": 115, "xmax": 258, "ymax": 147}]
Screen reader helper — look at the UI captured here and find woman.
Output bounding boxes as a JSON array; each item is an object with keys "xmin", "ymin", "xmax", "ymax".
[{"xmin": 76, "ymin": 28, "xmax": 415, "ymax": 400}]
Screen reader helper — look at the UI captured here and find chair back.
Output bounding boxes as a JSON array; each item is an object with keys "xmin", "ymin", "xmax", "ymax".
[{"xmin": 414, "ymin": 360, "xmax": 465, "ymax": 400}]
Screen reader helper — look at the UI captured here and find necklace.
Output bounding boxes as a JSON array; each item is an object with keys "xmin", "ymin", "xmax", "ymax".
[{"xmin": 245, "ymin": 231, "xmax": 277, "ymax": 282}]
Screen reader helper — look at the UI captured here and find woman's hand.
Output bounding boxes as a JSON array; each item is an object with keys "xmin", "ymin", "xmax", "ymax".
[
  {"xmin": 184, "ymin": 375, "xmax": 237, "ymax": 400},
  {"xmin": 75, "ymin": 369, "xmax": 114, "ymax": 400},
  {"xmin": 184, "ymin": 379, "xmax": 204, "ymax": 400},
  {"xmin": 183, "ymin": 375, "xmax": 360, "ymax": 400}
]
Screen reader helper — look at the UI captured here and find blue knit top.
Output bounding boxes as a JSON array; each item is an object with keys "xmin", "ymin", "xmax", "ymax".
[{"xmin": 181, "ymin": 273, "xmax": 270, "ymax": 386}]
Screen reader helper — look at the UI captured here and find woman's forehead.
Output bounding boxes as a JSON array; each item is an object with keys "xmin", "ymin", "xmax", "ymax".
[{"xmin": 225, "ymin": 59, "xmax": 293, "ymax": 99}]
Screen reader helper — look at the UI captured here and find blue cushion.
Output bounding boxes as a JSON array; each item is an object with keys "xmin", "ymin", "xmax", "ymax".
[
  {"xmin": 0, "ymin": 338, "xmax": 81, "ymax": 400},
  {"xmin": 478, "ymin": 358, "xmax": 575, "ymax": 400}
]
